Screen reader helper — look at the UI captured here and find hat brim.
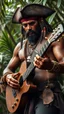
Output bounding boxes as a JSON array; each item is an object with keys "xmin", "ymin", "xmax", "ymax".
[
  {"xmin": 12, "ymin": 7, "xmax": 22, "ymax": 23},
  {"xmin": 12, "ymin": 4, "xmax": 55, "ymax": 24}
]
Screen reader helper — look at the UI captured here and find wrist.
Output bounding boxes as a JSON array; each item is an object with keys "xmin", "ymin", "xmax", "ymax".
[
  {"xmin": 48, "ymin": 60, "xmax": 59, "ymax": 72},
  {"xmin": 2, "ymin": 73, "xmax": 12, "ymax": 83},
  {"xmin": 48, "ymin": 61, "xmax": 54, "ymax": 71},
  {"xmin": 2, "ymin": 74, "xmax": 7, "ymax": 84}
]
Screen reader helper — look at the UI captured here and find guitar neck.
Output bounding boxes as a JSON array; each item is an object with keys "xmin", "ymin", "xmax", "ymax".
[
  {"xmin": 19, "ymin": 40, "xmax": 50, "ymax": 85},
  {"xmin": 38, "ymin": 40, "xmax": 50, "ymax": 57},
  {"xmin": 23, "ymin": 62, "xmax": 35, "ymax": 81}
]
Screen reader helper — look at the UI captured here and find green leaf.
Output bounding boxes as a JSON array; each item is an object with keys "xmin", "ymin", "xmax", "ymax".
[
  {"xmin": 57, "ymin": 0, "xmax": 61, "ymax": 8},
  {"xmin": 48, "ymin": 12, "xmax": 57, "ymax": 24},
  {"xmin": 42, "ymin": 0, "xmax": 47, "ymax": 5}
]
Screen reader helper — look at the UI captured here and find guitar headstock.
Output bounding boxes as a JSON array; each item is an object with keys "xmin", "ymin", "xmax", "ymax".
[{"xmin": 48, "ymin": 24, "xmax": 64, "ymax": 43}]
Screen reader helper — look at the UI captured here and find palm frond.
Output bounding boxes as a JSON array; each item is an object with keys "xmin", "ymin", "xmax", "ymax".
[{"xmin": 0, "ymin": 30, "xmax": 15, "ymax": 57}]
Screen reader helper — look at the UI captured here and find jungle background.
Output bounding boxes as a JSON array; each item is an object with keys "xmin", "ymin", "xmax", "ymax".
[{"xmin": 0, "ymin": 0, "xmax": 64, "ymax": 114}]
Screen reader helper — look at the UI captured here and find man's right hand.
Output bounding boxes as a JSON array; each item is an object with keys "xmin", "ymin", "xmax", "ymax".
[{"xmin": 6, "ymin": 72, "xmax": 20, "ymax": 89}]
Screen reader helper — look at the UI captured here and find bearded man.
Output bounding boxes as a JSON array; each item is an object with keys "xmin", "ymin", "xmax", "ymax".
[{"xmin": 1, "ymin": 3, "xmax": 64, "ymax": 114}]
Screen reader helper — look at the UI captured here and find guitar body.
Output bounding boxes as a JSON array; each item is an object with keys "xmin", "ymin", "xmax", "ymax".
[
  {"xmin": 6, "ymin": 81, "xmax": 30, "ymax": 113},
  {"xmin": 6, "ymin": 61, "xmax": 31, "ymax": 113}
]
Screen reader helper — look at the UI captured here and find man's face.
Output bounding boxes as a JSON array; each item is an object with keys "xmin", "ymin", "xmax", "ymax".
[
  {"xmin": 22, "ymin": 20, "xmax": 38, "ymax": 31},
  {"xmin": 21, "ymin": 19, "xmax": 41, "ymax": 45}
]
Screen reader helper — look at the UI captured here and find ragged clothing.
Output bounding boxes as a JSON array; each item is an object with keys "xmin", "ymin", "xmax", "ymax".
[{"xmin": 23, "ymin": 80, "xmax": 64, "ymax": 114}]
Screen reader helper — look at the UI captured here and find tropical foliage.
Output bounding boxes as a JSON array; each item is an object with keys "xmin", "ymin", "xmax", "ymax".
[{"xmin": 0, "ymin": 0, "xmax": 64, "ymax": 113}]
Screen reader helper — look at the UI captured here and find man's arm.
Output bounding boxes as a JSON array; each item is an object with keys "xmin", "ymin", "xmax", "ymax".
[
  {"xmin": 34, "ymin": 38, "xmax": 64, "ymax": 73},
  {"xmin": 49, "ymin": 38, "xmax": 64, "ymax": 73},
  {"xmin": 1, "ymin": 42, "xmax": 21, "ymax": 89}
]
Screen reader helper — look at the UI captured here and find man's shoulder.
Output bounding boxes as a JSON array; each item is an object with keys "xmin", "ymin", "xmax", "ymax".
[
  {"xmin": 15, "ymin": 42, "xmax": 21, "ymax": 50},
  {"xmin": 15, "ymin": 39, "xmax": 27, "ymax": 49},
  {"xmin": 51, "ymin": 34, "xmax": 64, "ymax": 48},
  {"xmin": 13, "ymin": 39, "xmax": 27, "ymax": 56}
]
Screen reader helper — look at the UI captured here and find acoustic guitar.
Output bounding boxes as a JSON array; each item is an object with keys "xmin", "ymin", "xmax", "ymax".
[{"xmin": 6, "ymin": 24, "xmax": 64, "ymax": 113}]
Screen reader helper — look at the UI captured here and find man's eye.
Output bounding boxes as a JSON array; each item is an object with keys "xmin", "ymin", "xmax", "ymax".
[
  {"xmin": 22, "ymin": 21, "xmax": 36, "ymax": 28},
  {"xmin": 23, "ymin": 24, "xmax": 27, "ymax": 27},
  {"xmin": 29, "ymin": 21, "xmax": 36, "ymax": 26}
]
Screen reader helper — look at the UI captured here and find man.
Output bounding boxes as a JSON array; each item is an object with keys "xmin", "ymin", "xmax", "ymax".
[{"xmin": 1, "ymin": 3, "xmax": 64, "ymax": 114}]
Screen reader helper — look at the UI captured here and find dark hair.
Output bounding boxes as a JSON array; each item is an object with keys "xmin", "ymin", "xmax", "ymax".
[{"xmin": 40, "ymin": 19, "xmax": 53, "ymax": 34}]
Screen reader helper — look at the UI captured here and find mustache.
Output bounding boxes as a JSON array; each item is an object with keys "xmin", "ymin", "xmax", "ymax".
[{"xmin": 26, "ymin": 29, "xmax": 37, "ymax": 37}]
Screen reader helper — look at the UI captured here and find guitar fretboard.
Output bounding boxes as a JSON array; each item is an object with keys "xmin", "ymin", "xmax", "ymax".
[{"xmin": 20, "ymin": 40, "xmax": 50, "ymax": 82}]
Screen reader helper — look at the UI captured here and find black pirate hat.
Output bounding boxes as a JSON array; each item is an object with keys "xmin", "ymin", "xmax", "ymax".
[{"xmin": 12, "ymin": 3, "xmax": 55, "ymax": 24}]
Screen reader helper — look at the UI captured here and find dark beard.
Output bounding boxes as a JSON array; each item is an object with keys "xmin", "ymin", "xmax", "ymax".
[{"xmin": 25, "ymin": 25, "xmax": 41, "ymax": 45}]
